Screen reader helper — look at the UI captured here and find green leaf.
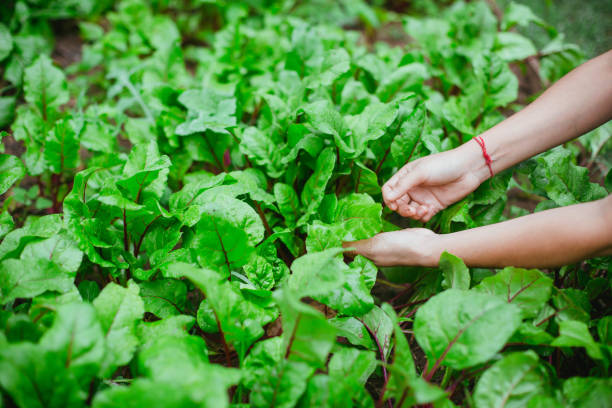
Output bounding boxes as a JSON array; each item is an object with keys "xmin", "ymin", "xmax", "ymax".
[
  {"xmin": 0, "ymin": 343, "xmax": 84, "ymax": 408},
  {"xmin": 274, "ymin": 183, "xmax": 301, "ymax": 228},
  {"xmin": 250, "ymin": 360, "xmax": 314, "ymax": 408},
  {"xmin": 0, "ymin": 211, "xmax": 14, "ymax": 240},
  {"xmin": 562, "ymin": 377, "xmax": 612, "ymax": 408},
  {"xmin": 169, "ymin": 173, "xmax": 226, "ymax": 215},
  {"xmin": 317, "ymin": 267, "xmax": 374, "ymax": 316},
  {"xmin": 289, "ymin": 247, "xmax": 374, "ymax": 315},
  {"xmin": 0, "ymin": 154, "xmax": 25, "ymax": 195},
  {"xmin": 193, "ymin": 194, "xmax": 264, "ymax": 244},
  {"xmin": 351, "ymin": 255, "xmax": 377, "ymax": 290},
  {"xmin": 93, "ymin": 379, "xmax": 204, "ymax": 408},
  {"xmin": 282, "ymin": 125, "xmax": 324, "ymax": 165},
  {"xmin": 299, "ymin": 147, "xmax": 336, "ymax": 224},
  {"xmin": 383, "ymin": 303, "xmax": 442, "ymax": 408},
  {"xmin": 93, "ymin": 281, "xmax": 144, "ymax": 375},
  {"xmin": 116, "ymin": 141, "xmax": 171, "ymax": 202},
  {"xmin": 78, "ymin": 280, "xmax": 100, "ymax": 302},
  {"xmin": 288, "ymin": 248, "xmax": 346, "ymax": 297},
  {"xmin": 135, "ymin": 334, "xmax": 239, "ymax": 407},
  {"xmin": 299, "ymin": 347, "xmax": 376, "ymax": 407},
  {"xmin": 79, "ymin": 109, "xmax": 118, "ymax": 153},
  {"xmin": 187, "ymin": 195, "xmax": 263, "ymax": 275},
  {"xmin": 137, "ymin": 315, "xmax": 195, "ymax": 347},
  {"xmin": 474, "ymin": 267, "xmax": 553, "ymax": 319},
  {"xmin": 414, "ymin": 289, "xmax": 521, "ymax": 370},
  {"xmin": 551, "ymin": 320, "xmax": 604, "ymax": 360},
  {"xmin": 352, "ymin": 162, "xmax": 380, "ymax": 195},
  {"xmin": 0, "ymin": 23, "xmax": 12, "ymax": 61},
  {"xmin": 0, "ymin": 214, "xmax": 63, "ymax": 260},
  {"xmin": 44, "ymin": 118, "xmax": 80, "ymax": 173},
  {"xmin": 240, "ymin": 127, "xmax": 285, "ymax": 178},
  {"xmin": 139, "ymin": 279, "xmax": 187, "ymax": 318},
  {"xmin": 24, "ymin": 55, "xmax": 69, "ymax": 120},
  {"xmin": 21, "ymin": 231, "xmax": 83, "ymax": 273},
  {"xmin": 275, "ymin": 288, "xmax": 337, "ymax": 367},
  {"xmin": 530, "ymin": 147, "xmax": 607, "ymax": 206},
  {"xmin": 360, "ymin": 305, "xmax": 394, "ymax": 358},
  {"xmin": 449, "ymin": 2, "xmax": 497, "ymax": 59},
  {"xmin": 310, "ymin": 48, "xmax": 350, "ymax": 87},
  {"xmin": 0, "ymin": 96, "xmax": 16, "ymax": 129},
  {"xmin": 0, "ymin": 258, "xmax": 74, "ymax": 304},
  {"xmin": 203, "ymin": 169, "xmax": 275, "ymax": 206},
  {"xmin": 176, "ymin": 89, "xmax": 236, "ymax": 135},
  {"xmin": 552, "ymin": 288, "xmax": 591, "ymax": 323},
  {"xmin": 180, "ymin": 264, "xmax": 276, "ymax": 360},
  {"xmin": 377, "ymin": 63, "xmax": 429, "ymax": 102},
  {"xmin": 403, "ymin": 17, "xmax": 451, "ymax": 56},
  {"xmin": 306, "ymin": 193, "xmax": 382, "ymax": 252},
  {"xmin": 502, "ymin": 3, "xmax": 548, "ymax": 31},
  {"xmin": 243, "ymin": 337, "xmax": 284, "ymax": 388},
  {"xmin": 439, "ymin": 252, "xmax": 470, "ymax": 290},
  {"xmin": 334, "ymin": 193, "xmax": 382, "ymax": 241},
  {"xmin": 473, "ymin": 52, "xmax": 518, "ymax": 110},
  {"xmin": 40, "ymin": 302, "xmax": 105, "ymax": 383},
  {"xmin": 138, "ymin": 335, "xmax": 209, "ymax": 379},
  {"xmin": 390, "ymin": 103, "xmax": 426, "ymax": 166},
  {"xmin": 509, "ymin": 322, "xmax": 554, "ymax": 346},
  {"xmin": 329, "ymin": 347, "xmax": 377, "ymax": 386},
  {"xmin": 474, "ymin": 351, "xmax": 551, "ymax": 408},
  {"xmin": 494, "ymin": 32, "xmax": 537, "ymax": 62},
  {"xmin": 347, "ymin": 101, "xmax": 398, "ymax": 157},
  {"xmin": 303, "ymin": 101, "xmax": 351, "ymax": 154},
  {"xmin": 328, "ymin": 316, "xmax": 375, "ymax": 349},
  {"xmin": 598, "ymin": 316, "xmax": 612, "ymax": 345}
]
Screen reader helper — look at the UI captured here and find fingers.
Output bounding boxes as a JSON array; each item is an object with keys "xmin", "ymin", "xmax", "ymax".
[
  {"xmin": 395, "ymin": 195, "xmax": 414, "ymax": 217},
  {"xmin": 394, "ymin": 194, "xmax": 429, "ymax": 220},
  {"xmin": 343, "ymin": 234, "xmax": 387, "ymax": 265},
  {"xmin": 421, "ymin": 207, "xmax": 436, "ymax": 222},
  {"xmin": 394, "ymin": 194, "xmax": 440, "ymax": 222},
  {"xmin": 382, "ymin": 163, "xmax": 426, "ymax": 208},
  {"xmin": 342, "ymin": 238, "xmax": 371, "ymax": 258}
]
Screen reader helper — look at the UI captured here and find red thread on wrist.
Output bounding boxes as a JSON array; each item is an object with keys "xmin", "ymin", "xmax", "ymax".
[{"xmin": 473, "ymin": 136, "xmax": 494, "ymax": 178}]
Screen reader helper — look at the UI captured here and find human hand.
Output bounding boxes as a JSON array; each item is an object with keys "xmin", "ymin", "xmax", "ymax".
[
  {"xmin": 382, "ymin": 143, "xmax": 489, "ymax": 222},
  {"xmin": 343, "ymin": 228, "xmax": 441, "ymax": 267}
]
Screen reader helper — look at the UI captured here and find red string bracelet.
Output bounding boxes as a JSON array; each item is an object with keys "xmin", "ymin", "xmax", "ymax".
[{"xmin": 473, "ymin": 136, "xmax": 494, "ymax": 178}]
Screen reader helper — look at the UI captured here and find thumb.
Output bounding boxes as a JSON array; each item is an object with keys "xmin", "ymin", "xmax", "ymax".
[{"xmin": 382, "ymin": 164, "xmax": 427, "ymax": 204}]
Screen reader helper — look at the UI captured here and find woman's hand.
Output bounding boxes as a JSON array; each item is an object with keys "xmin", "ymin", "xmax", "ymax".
[
  {"xmin": 382, "ymin": 142, "xmax": 489, "ymax": 222},
  {"xmin": 343, "ymin": 228, "xmax": 441, "ymax": 267}
]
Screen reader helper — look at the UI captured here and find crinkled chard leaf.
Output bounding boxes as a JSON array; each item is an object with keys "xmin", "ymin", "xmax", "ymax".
[
  {"xmin": 473, "ymin": 351, "xmax": 552, "ymax": 408},
  {"xmin": 414, "ymin": 289, "xmax": 521, "ymax": 370},
  {"xmin": 93, "ymin": 281, "xmax": 144, "ymax": 376},
  {"xmin": 0, "ymin": 154, "xmax": 26, "ymax": 195},
  {"xmin": 474, "ymin": 267, "xmax": 552, "ymax": 319}
]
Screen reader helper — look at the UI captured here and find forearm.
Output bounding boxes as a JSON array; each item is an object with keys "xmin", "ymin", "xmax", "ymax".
[
  {"xmin": 458, "ymin": 50, "xmax": 612, "ymax": 182},
  {"xmin": 426, "ymin": 195, "xmax": 612, "ymax": 268}
]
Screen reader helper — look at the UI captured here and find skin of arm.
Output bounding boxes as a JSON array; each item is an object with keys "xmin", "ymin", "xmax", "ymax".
[
  {"xmin": 382, "ymin": 50, "xmax": 612, "ymax": 222},
  {"xmin": 345, "ymin": 195, "xmax": 612, "ymax": 268}
]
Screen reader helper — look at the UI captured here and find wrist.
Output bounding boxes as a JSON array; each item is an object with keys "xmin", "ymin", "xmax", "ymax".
[
  {"xmin": 456, "ymin": 136, "xmax": 495, "ymax": 184},
  {"xmin": 418, "ymin": 232, "xmax": 446, "ymax": 267}
]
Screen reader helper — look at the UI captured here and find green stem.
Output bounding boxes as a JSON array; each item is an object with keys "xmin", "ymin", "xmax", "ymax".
[{"xmin": 440, "ymin": 367, "xmax": 452, "ymax": 389}]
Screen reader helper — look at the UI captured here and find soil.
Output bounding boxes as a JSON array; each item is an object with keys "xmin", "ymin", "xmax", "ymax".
[{"xmin": 50, "ymin": 19, "xmax": 83, "ymax": 68}]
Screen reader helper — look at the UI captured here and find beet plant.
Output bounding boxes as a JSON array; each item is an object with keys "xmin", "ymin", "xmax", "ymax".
[{"xmin": 0, "ymin": 1, "xmax": 610, "ymax": 407}]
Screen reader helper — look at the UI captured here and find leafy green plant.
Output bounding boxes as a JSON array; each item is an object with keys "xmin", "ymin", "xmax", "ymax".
[{"xmin": 0, "ymin": 0, "xmax": 610, "ymax": 407}]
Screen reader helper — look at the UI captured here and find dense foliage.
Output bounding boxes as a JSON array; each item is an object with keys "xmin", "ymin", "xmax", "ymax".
[{"xmin": 1, "ymin": 0, "xmax": 611, "ymax": 407}]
